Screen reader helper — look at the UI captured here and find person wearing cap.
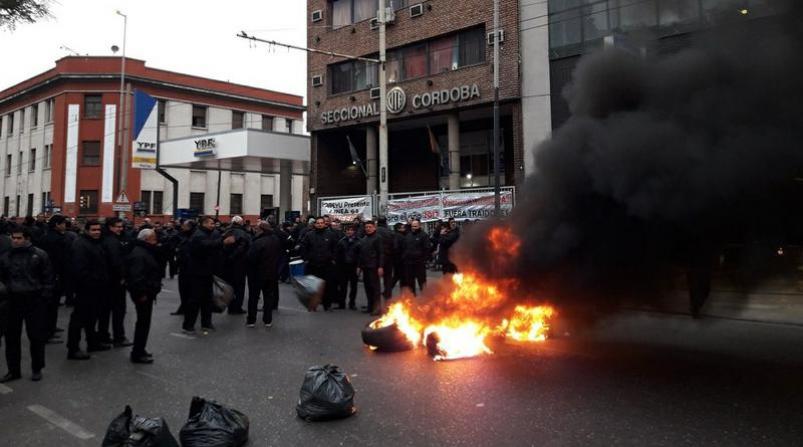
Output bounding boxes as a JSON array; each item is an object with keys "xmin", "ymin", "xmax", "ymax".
[{"xmin": 222, "ymin": 216, "xmax": 251, "ymax": 315}]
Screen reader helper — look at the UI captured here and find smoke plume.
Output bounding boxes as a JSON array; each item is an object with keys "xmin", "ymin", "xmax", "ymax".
[{"xmin": 456, "ymin": 6, "xmax": 803, "ymax": 309}]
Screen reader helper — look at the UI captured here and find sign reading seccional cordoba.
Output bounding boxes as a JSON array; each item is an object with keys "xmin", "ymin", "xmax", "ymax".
[{"xmin": 132, "ymin": 90, "xmax": 158, "ymax": 169}]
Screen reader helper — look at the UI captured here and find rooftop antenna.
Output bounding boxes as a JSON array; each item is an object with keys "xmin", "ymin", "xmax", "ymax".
[{"xmin": 59, "ymin": 45, "xmax": 82, "ymax": 56}]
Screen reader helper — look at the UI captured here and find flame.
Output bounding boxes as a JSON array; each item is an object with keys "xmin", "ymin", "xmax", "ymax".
[{"xmin": 364, "ymin": 227, "xmax": 555, "ymax": 361}]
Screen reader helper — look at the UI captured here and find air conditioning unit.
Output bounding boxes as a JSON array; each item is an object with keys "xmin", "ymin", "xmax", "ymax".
[
  {"xmin": 369, "ymin": 87, "xmax": 381, "ymax": 99},
  {"xmin": 370, "ymin": 17, "xmax": 380, "ymax": 30},
  {"xmin": 311, "ymin": 9, "xmax": 323, "ymax": 23},
  {"xmin": 487, "ymin": 29, "xmax": 505, "ymax": 46},
  {"xmin": 386, "ymin": 7, "xmax": 396, "ymax": 23},
  {"xmin": 311, "ymin": 75, "xmax": 323, "ymax": 87},
  {"xmin": 410, "ymin": 3, "xmax": 424, "ymax": 17}
]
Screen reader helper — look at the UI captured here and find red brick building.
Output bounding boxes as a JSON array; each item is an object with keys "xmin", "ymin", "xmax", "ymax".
[
  {"xmin": 307, "ymin": 0, "xmax": 526, "ymax": 201},
  {"xmin": 0, "ymin": 56, "xmax": 305, "ymax": 219}
]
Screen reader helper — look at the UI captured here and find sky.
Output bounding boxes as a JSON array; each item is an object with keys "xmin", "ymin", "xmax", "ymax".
[{"xmin": 0, "ymin": 0, "xmax": 308, "ymax": 102}]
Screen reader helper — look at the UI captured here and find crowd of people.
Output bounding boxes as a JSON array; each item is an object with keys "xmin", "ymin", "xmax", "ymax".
[{"xmin": 0, "ymin": 212, "xmax": 464, "ymax": 383}]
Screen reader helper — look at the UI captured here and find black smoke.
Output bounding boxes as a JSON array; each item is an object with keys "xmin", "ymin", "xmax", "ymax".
[{"xmin": 456, "ymin": 6, "xmax": 803, "ymax": 310}]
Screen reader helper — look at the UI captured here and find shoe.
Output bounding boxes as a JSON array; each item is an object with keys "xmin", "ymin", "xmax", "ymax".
[
  {"xmin": 46, "ymin": 336, "xmax": 63, "ymax": 345},
  {"xmin": 0, "ymin": 372, "xmax": 21, "ymax": 383},
  {"xmin": 130, "ymin": 355, "xmax": 154, "ymax": 364},
  {"xmin": 31, "ymin": 371, "xmax": 43, "ymax": 382},
  {"xmin": 170, "ymin": 309, "xmax": 184, "ymax": 316},
  {"xmin": 67, "ymin": 351, "xmax": 91, "ymax": 360},
  {"xmin": 348, "ymin": 303, "xmax": 357, "ymax": 310},
  {"xmin": 141, "ymin": 351, "xmax": 153, "ymax": 358},
  {"xmin": 113, "ymin": 338, "xmax": 134, "ymax": 348},
  {"xmin": 228, "ymin": 309, "xmax": 246, "ymax": 315},
  {"xmin": 181, "ymin": 327, "xmax": 196, "ymax": 335},
  {"xmin": 53, "ymin": 327, "xmax": 65, "ymax": 333},
  {"xmin": 246, "ymin": 322, "xmax": 256, "ymax": 328},
  {"xmin": 201, "ymin": 325, "xmax": 216, "ymax": 332},
  {"xmin": 87, "ymin": 343, "xmax": 112, "ymax": 352},
  {"xmin": 264, "ymin": 322, "xmax": 273, "ymax": 328}
]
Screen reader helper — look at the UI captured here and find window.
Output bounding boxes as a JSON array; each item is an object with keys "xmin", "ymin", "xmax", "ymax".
[
  {"xmin": 15, "ymin": 195, "xmax": 19, "ymax": 217},
  {"xmin": 260, "ymin": 194, "xmax": 274, "ymax": 211},
  {"xmin": 158, "ymin": 100, "xmax": 166, "ymax": 124},
  {"xmin": 46, "ymin": 99, "xmax": 54, "ymax": 123},
  {"xmin": 31, "ymin": 104, "xmax": 38, "ymax": 128},
  {"xmin": 26, "ymin": 194, "xmax": 33, "ymax": 217},
  {"xmin": 153, "ymin": 191, "xmax": 164, "ymax": 215},
  {"xmin": 41, "ymin": 191, "xmax": 51, "ymax": 214},
  {"xmin": 430, "ymin": 36, "xmax": 457, "ymax": 74},
  {"xmin": 19, "ymin": 109, "xmax": 24, "ymax": 134},
  {"xmin": 79, "ymin": 190, "xmax": 98, "ymax": 214},
  {"xmin": 192, "ymin": 105, "xmax": 207, "ymax": 128},
  {"xmin": 329, "ymin": 59, "xmax": 379, "ymax": 94},
  {"xmin": 658, "ymin": 0, "xmax": 700, "ymax": 26},
  {"xmin": 458, "ymin": 27, "xmax": 486, "ymax": 67},
  {"xmin": 5, "ymin": 154, "xmax": 11, "ymax": 176},
  {"xmin": 84, "ymin": 94, "xmax": 103, "ymax": 119},
  {"xmin": 7, "ymin": 113, "xmax": 13, "ymax": 136},
  {"xmin": 230, "ymin": 193, "xmax": 243, "ymax": 215},
  {"xmin": 190, "ymin": 192, "xmax": 205, "ymax": 213},
  {"xmin": 82, "ymin": 141, "xmax": 101, "ymax": 166},
  {"xmin": 44, "ymin": 145, "xmax": 51, "ymax": 169},
  {"xmin": 141, "ymin": 190, "xmax": 152, "ymax": 214},
  {"xmin": 232, "ymin": 111, "xmax": 245, "ymax": 129},
  {"xmin": 332, "ymin": 0, "xmax": 376, "ymax": 28},
  {"xmin": 262, "ymin": 115, "xmax": 274, "ymax": 131},
  {"xmin": 3, "ymin": 197, "xmax": 8, "ymax": 216},
  {"xmin": 285, "ymin": 118, "xmax": 293, "ymax": 133},
  {"xmin": 17, "ymin": 151, "xmax": 22, "ymax": 174},
  {"xmin": 402, "ymin": 44, "xmax": 427, "ymax": 80},
  {"xmin": 29, "ymin": 148, "xmax": 36, "ymax": 172}
]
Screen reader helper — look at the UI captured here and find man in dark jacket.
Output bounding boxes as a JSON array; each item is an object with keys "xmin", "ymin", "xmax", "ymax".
[
  {"xmin": 356, "ymin": 220, "xmax": 384, "ymax": 315},
  {"xmin": 335, "ymin": 225, "xmax": 359, "ymax": 310},
  {"xmin": 376, "ymin": 217, "xmax": 397, "ymax": 301},
  {"xmin": 300, "ymin": 217, "xmax": 338, "ymax": 311},
  {"xmin": 171, "ymin": 220, "xmax": 196, "ymax": 315},
  {"xmin": 402, "ymin": 219, "xmax": 431, "ymax": 295},
  {"xmin": 183, "ymin": 216, "xmax": 234, "ymax": 333},
  {"xmin": 40, "ymin": 215, "xmax": 69, "ymax": 342},
  {"xmin": 438, "ymin": 219, "xmax": 460, "ymax": 274},
  {"xmin": 0, "ymin": 227, "xmax": 54, "ymax": 382},
  {"xmin": 246, "ymin": 222, "xmax": 281, "ymax": 327},
  {"xmin": 66, "ymin": 220, "xmax": 110, "ymax": 360},
  {"xmin": 125, "ymin": 229, "xmax": 162, "ymax": 364},
  {"xmin": 162, "ymin": 221, "xmax": 179, "ymax": 279},
  {"xmin": 97, "ymin": 218, "xmax": 131, "ymax": 347},
  {"xmin": 222, "ymin": 216, "xmax": 250, "ymax": 315}
]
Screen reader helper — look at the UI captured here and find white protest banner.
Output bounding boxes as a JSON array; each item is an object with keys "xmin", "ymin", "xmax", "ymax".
[
  {"xmin": 442, "ymin": 190, "xmax": 514, "ymax": 220},
  {"xmin": 387, "ymin": 194, "xmax": 442, "ymax": 224},
  {"xmin": 320, "ymin": 196, "xmax": 373, "ymax": 222}
]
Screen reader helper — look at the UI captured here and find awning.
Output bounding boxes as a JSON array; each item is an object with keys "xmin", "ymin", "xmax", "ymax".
[{"xmin": 158, "ymin": 128, "xmax": 310, "ymax": 175}]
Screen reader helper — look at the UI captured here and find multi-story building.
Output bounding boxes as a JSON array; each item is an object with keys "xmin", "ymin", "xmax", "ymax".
[
  {"xmin": 306, "ymin": 0, "xmax": 551, "ymax": 202},
  {"xmin": 0, "ymin": 56, "xmax": 306, "ymax": 219}
]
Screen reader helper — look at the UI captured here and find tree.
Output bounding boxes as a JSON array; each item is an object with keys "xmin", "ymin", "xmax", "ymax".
[{"xmin": 0, "ymin": 0, "xmax": 50, "ymax": 30}]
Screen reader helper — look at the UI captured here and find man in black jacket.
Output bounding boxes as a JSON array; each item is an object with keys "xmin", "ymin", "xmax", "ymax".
[
  {"xmin": 335, "ymin": 225, "xmax": 359, "ymax": 310},
  {"xmin": 222, "ymin": 216, "xmax": 250, "ymax": 315},
  {"xmin": 125, "ymin": 229, "xmax": 162, "ymax": 364},
  {"xmin": 183, "ymin": 216, "xmax": 234, "ymax": 333},
  {"xmin": 300, "ymin": 217, "xmax": 338, "ymax": 311},
  {"xmin": 0, "ymin": 227, "xmax": 54, "ymax": 382},
  {"xmin": 438, "ymin": 219, "xmax": 460, "ymax": 274},
  {"xmin": 402, "ymin": 219, "xmax": 431, "ymax": 295},
  {"xmin": 66, "ymin": 220, "xmax": 110, "ymax": 360},
  {"xmin": 97, "ymin": 218, "xmax": 131, "ymax": 347},
  {"xmin": 40, "ymin": 215, "xmax": 69, "ymax": 343},
  {"xmin": 376, "ymin": 217, "xmax": 397, "ymax": 301},
  {"xmin": 356, "ymin": 220, "xmax": 384, "ymax": 315},
  {"xmin": 246, "ymin": 222, "xmax": 281, "ymax": 327},
  {"xmin": 171, "ymin": 220, "xmax": 196, "ymax": 315}
]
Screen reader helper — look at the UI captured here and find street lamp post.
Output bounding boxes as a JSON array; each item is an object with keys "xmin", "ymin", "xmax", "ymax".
[{"xmin": 116, "ymin": 10, "xmax": 128, "ymax": 216}]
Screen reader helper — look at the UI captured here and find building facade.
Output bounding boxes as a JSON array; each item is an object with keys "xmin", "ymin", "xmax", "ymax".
[
  {"xmin": 0, "ymin": 56, "xmax": 306, "ymax": 220},
  {"xmin": 307, "ymin": 0, "xmax": 549, "ymax": 203}
]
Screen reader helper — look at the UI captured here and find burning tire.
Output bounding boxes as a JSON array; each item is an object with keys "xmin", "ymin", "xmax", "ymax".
[{"xmin": 361, "ymin": 322, "xmax": 415, "ymax": 352}]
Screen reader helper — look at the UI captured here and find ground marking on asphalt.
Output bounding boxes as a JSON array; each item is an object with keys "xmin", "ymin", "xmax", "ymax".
[
  {"xmin": 27, "ymin": 405, "xmax": 95, "ymax": 440},
  {"xmin": 160, "ymin": 289, "xmax": 178, "ymax": 294},
  {"xmin": 170, "ymin": 332, "xmax": 196, "ymax": 340},
  {"xmin": 0, "ymin": 383, "xmax": 12, "ymax": 394},
  {"xmin": 278, "ymin": 306, "xmax": 306, "ymax": 313},
  {"xmin": 136, "ymin": 371, "xmax": 170, "ymax": 384}
]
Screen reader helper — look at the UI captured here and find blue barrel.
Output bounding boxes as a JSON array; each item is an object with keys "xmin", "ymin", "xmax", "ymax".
[{"xmin": 289, "ymin": 259, "xmax": 305, "ymax": 277}]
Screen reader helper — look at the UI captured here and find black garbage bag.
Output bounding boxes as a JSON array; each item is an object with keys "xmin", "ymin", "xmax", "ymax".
[
  {"xmin": 179, "ymin": 397, "xmax": 249, "ymax": 447},
  {"xmin": 361, "ymin": 322, "xmax": 415, "ymax": 352},
  {"xmin": 101, "ymin": 405, "xmax": 179, "ymax": 447},
  {"xmin": 292, "ymin": 275, "xmax": 325, "ymax": 311},
  {"xmin": 296, "ymin": 364, "xmax": 357, "ymax": 421},
  {"xmin": 211, "ymin": 276, "xmax": 234, "ymax": 313}
]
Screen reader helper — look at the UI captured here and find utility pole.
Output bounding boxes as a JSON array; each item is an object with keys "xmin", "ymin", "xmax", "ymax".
[
  {"xmin": 492, "ymin": 0, "xmax": 501, "ymax": 217},
  {"xmin": 116, "ymin": 10, "xmax": 128, "ymax": 217},
  {"xmin": 378, "ymin": 2, "xmax": 389, "ymax": 214}
]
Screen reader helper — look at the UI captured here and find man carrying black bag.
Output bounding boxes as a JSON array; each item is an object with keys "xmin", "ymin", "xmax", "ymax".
[
  {"xmin": 124, "ymin": 229, "xmax": 162, "ymax": 364},
  {"xmin": 0, "ymin": 227, "xmax": 54, "ymax": 382}
]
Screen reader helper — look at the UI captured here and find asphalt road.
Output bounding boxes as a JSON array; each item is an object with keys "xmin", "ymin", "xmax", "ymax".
[{"xmin": 1, "ymin": 275, "xmax": 802, "ymax": 446}]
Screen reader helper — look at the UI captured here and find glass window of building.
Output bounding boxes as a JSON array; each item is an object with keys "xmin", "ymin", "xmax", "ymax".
[
  {"xmin": 5, "ymin": 154, "xmax": 11, "ymax": 176},
  {"xmin": 403, "ymin": 44, "xmax": 427, "ymax": 79},
  {"xmin": 141, "ymin": 190, "xmax": 152, "ymax": 214},
  {"xmin": 190, "ymin": 192, "xmax": 205, "ymax": 213},
  {"xmin": 84, "ymin": 94, "xmax": 103, "ymax": 119},
  {"xmin": 158, "ymin": 100, "xmax": 166, "ymax": 124},
  {"xmin": 17, "ymin": 151, "xmax": 22, "ymax": 174},
  {"xmin": 192, "ymin": 105, "xmax": 207, "ymax": 128},
  {"xmin": 29, "ymin": 148, "xmax": 35, "ymax": 172},
  {"xmin": 153, "ymin": 191, "xmax": 164, "ymax": 214},
  {"xmin": 7, "ymin": 113, "xmax": 13, "ymax": 136},
  {"xmin": 44, "ymin": 145, "xmax": 51, "ymax": 169},
  {"xmin": 230, "ymin": 193, "xmax": 243, "ymax": 215},
  {"xmin": 82, "ymin": 141, "xmax": 101, "ymax": 166},
  {"xmin": 458, "ymin": 27, "xmax": 486, "ymax": 66},
  {"xmin": 232, "ymin": 111, "xmax": 245, "ymax": 129},
  {"xmin": 262, "ymin": 115, "xmax": 274, "ymax": 131},
  {"xmin": 26, "ymin": 194, "xmax": 33, "ymax": 217},
  {"xmin": 46, "ymin": 99, "xmax": 55, "ymax": 122},
  {"xmin": 31, "ymin": 104, "xmax": 38, "ymax": 128},
  {"xmin": 429, "ymin": 35, "xmax": 457, "ymax": 74},
  {"xmin": 332, "ymin": 0, "xmax": 377, "ymax": 28},
  {"xmin": 260, "ymin": 194, "xmax": 274, "ymax": 211}
]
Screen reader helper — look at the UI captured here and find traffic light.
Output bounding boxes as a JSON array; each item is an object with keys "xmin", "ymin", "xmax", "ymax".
[{"xmin": 79, "ymin": 195, "xmax": 87, "ymax": 209}]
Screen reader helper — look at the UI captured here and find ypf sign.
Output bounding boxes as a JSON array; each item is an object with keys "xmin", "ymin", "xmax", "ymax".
[{"xmin": 386, "ymin": 86, "xmax": 406, "ymax": 114}]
